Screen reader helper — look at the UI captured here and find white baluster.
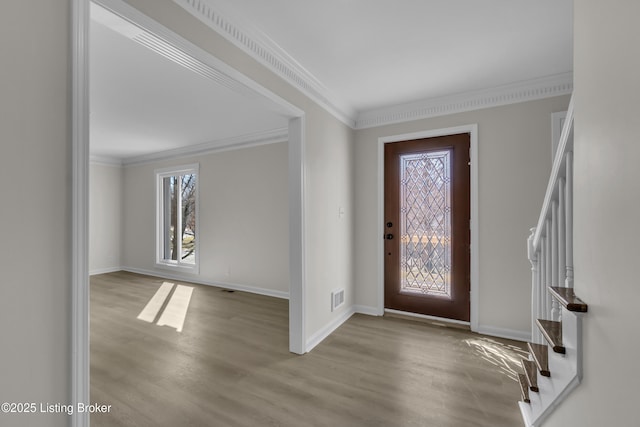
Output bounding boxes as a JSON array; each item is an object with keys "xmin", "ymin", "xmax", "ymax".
[
  {"xmin": 558, "ymin": 176, "xmax": 567, "ymax": 289},
  {"xmin": 565, "ymin": 151, "xmax": 574, "ymax": 288},
  {"xmin": 545, "ymin": 220, "xmax": 552, "ymax": 320},
  {"xmin": 551, "ymin": 201, "xmax": 560, "ymax": 321},
  {"xmin": 539, "ymin": 235, "xmax": 545, "ymax": 319}
]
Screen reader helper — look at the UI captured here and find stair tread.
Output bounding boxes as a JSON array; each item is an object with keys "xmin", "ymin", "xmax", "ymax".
[
  {"xmin": 527, "ymin": 342, "xmax": 551, "ymax": 377},
  {"xmin": 521, "ymin": 359, "xmax": 539, "ymax": 392},
  {"xmin": 517, "ymin": 374, "xmax": 531, "ymax": 404},
  {"xmin": 536, "ymin": 319, "xmax": 565, "ymax": 354},
  {"xmin": 549, "ymin": 286, "xmax": 588, "ymax": 312}
]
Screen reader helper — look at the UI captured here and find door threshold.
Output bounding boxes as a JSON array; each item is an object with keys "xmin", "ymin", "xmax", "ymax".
[{"xmin": 384, "ymin": 308, "xmax": 471, "ymax": 330}]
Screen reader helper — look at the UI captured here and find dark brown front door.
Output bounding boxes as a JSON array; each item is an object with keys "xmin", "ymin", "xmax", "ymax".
[{"xmin": 384, "ymin": 133, "xmax": 470, "ymax": 321}]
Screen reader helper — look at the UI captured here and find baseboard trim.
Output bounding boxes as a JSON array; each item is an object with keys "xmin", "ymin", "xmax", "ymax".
[
  {"xmin": 305, "ymin": 306, "xmax": 356, "ymax": 353},
  {"xmin": 354, "ymin": 305, "xmax": 382, "ymax": 316},
  {"xmin": 121, "ymin": 267, "xmax": 290, "ymax": 300},
  {"xmin": 89, "ymin": 266, "xmax": 123, "ymax": 276},
  {"xmin": 476, "ymin": 324, "xmax": 531, "ymax": 342}
]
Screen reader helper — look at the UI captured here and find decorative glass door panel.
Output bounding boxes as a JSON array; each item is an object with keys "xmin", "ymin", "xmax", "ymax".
[
  {"xmin": 399, "ymin": 150, "xmax": 452, "ymax": 298},
  {"xmin": 384, "ymin": 134, "xmax": 470, "ymax": 321}
]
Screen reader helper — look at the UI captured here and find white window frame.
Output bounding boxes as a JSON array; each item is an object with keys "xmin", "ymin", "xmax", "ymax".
[{"xmin": 155, "ymin": 163, "xmax": 200, "ymax": 273}]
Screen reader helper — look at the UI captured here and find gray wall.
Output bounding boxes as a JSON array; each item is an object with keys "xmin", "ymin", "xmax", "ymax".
[
  {"xmin": 0, "ymin": 2, "xmax": 71, "ymax": 426},
  {"xmin": 121, "ymin": 142, "xmax": 290, "ymax": 295},
  {"xmin": 90, "ymin": 163, "xmax": 123, "ymax": 274}
]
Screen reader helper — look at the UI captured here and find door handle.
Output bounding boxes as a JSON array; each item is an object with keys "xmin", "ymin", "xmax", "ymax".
[{"xmin": 385, "ymin": 234, "xmax": 394, "ymax": 240}]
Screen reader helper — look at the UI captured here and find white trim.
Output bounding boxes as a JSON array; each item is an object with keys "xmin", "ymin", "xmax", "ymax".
[
  {"xmin": 551, "ymin": 111, "xmax": 567, "ymax": 164},
  {"xmin": 89, "ymin": 266, "xmax": 123, "ymax": 276},
  {"xmin": 71, "ymin": 1, "xmax": 90, "ymax": 426},
  {"xmin": 305, "ymin": 306, "xmax": 356, "ymax": 353},
  {"xmin": 476, "ymin": 325, "xmax": 531, "ymax": 342},
  {"xmin": 154, "ymin": 163, "xmax": 200, "ymax": 274},
  {"xmin": 518, "ymin": 401, "xmax": 534, "ymax": 427},
  {"xmin": 122, "ymin": 128, "xmax": 288, "ymax": 166},
  {"xmin": 91, "ymin": 128, "xmax": 289, "ymax": 168},
  {"xmin": 354, "ymin": 305, "xmax": 380, "ymax": 316},
  {"xmin": 172, "ymin": 0, "xmax": 356, "ymax": 127},
  {"xmin": 358, "ymin": 73, "xmax": 572, "ymax": 129},
  {"xmin": 90, "ymin": 155, "xmax": 123, "ymax": 167},
  {"xmin": 93, "ymin": 0, "xmax": 303, "ymax": 118},
  {"xmin": 377, "ymin": 125, "xmax": 480, "ymax": 331},
  {"xmin": 122, "ymin": 267, "xmax": 289, "ymax": 299},
  {"xmin": 288, "ymin": 116, "xmax": 306, "ymax": 354},
  {"xmin": 171, "ymin": 1, "xmax": 572, "ymax": 131},
  {"xmin": 384, "ymin": 309, "xmax": 471, "ymax": 326}
]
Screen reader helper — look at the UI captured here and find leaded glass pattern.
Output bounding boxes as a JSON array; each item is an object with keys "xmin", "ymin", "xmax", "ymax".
[{"xmin": 399, "ymin": 150, "xmax": 452, "ymax": 297}]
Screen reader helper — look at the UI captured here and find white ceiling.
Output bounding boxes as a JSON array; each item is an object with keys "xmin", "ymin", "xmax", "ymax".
[
  {"xmin": 90, "ymin": 0, "xmax": 573, "ymax": 161},
  {"xmin": 198, "ymin": 0, "xmax": 573, "ymax": 113},
  {"xmin": 89, "ymin": 4, "xmax": 288, "ymax": 161}
]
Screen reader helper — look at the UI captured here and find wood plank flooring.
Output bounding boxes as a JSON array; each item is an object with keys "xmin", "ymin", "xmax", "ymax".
[{"xmin": 91, "ymin": 271, "xmax": 527, "ymax": 427}]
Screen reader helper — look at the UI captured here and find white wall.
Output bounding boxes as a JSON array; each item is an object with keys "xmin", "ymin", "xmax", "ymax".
[
  {"xmin": 543, "ymin": 1, "xmax": 640, "ymax": 425},
  {"xmin": 122, "ymin": 142, "xmax": 290, "ymax": 296},
  {"xmin": 354, "ymin": 96, "xmax": 570, "ymax": 339},
  {"xmin": 0, "ymin": 2, "xmax": 71, "ymax": 426},
  {"xmin": 121, "ymin": 0, "xmax": 356, "ymax": 348},
  {"xmin": 90, "ymin": 163, "xmax": 123, "ymax": 274}
]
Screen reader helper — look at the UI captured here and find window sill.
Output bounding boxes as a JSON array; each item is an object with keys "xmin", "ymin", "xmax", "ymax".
[{"xmin": 155, "ymin": 262, "xmax": 199, "ymax": 275}]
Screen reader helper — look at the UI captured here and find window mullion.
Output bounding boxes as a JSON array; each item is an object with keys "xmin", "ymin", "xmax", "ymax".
[
  {"xmin": 176, "ymin": 174, "xmax": 183, "ymax": 264},
  {"xmin": 163, "ymin": 177, "xmax": 171, "ymax": 260}
]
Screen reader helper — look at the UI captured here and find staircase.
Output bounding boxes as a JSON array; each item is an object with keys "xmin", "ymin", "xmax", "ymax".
[{"xmin": 517, "ymin": 95, "xmax": 588, "ymax": 426}]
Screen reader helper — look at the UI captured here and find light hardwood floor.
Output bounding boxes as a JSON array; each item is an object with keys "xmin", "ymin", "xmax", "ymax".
[{"xmin": 91, "ymin": 271, "xmax": 527, "ymax": 427}]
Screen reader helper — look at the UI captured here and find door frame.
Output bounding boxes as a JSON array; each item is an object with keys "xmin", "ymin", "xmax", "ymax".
[
  {"xmin": 72, "ymin": 1, "xmax": 307, "ymax": 425},
  {"xmin": 377, "ymin": 125, "xmax": 479, "ymax": 330}
]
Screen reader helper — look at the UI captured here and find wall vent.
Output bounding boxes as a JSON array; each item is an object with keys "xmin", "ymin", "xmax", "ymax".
[{"xmin": 331, "ymin": 289, "xmax": 345, "ymax": 312}]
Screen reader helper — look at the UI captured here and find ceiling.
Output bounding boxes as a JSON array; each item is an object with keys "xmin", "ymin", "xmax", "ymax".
[
  {"xmin": 89, "ymin": 4, "xmax": 289, "ymax": 161},
  {"xmin": 90, "ymin": 0, "xmax": 573, "ymax": 161},
  {"xmin": 204, "ymin": 0, "xmax": 573, "ymax": 113}
]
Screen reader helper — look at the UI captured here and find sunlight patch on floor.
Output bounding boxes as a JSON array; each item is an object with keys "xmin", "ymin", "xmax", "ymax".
[
  {"xmin": 137, "ymin": 282, "xmax": 174, "ymax": 323},
  {"xmin": 157, "ymin": 285, "xmax": 193, "ymax": 332},
  {"xmin": 464, "ymin": 337, "xmax": 528, "ymax": 382},
  {"xmin": 136, "ymin": 281, "xmax": 193, "ymax": 332}
]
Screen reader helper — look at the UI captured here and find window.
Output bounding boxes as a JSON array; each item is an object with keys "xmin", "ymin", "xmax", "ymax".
[{"xmin": 156, "ymin": 164, "xmax": 199, "ymax": 272}]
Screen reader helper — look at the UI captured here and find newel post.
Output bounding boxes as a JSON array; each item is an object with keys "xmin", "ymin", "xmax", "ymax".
[{"xmin": 528, "ymin": 227, "xmax": 541, "ymax": 343}]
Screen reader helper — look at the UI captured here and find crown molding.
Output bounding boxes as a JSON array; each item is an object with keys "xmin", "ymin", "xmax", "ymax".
[
  {"xmin": 122, "ymin": 127, "xmax": 288, "ymax": 166},
  {"xmin": 172, "ymin": 0, "xmax": 572, "ymax": 131},
  {"xmin": 93, "ymin": 1, "xmax": 264, "ymax": 102},
  {"xmin": 356, "ymin": 73, "xmax": 573, "ymax": 129},
  {"xmin": 172, "ymin": 0, "xmax": 357, "ymax": 127},
  {"xmin": 355, "ymin": 73, "xmax": 573, "ymax": 129},
  {"xmin": 90, "ymin": 155, "xmax": 123, "ymax": 167}
]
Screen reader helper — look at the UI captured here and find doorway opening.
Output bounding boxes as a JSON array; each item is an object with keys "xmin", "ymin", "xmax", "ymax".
[{"xmin": 72, "ymin": 1, "xmax": 306, "ymax": 424}]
